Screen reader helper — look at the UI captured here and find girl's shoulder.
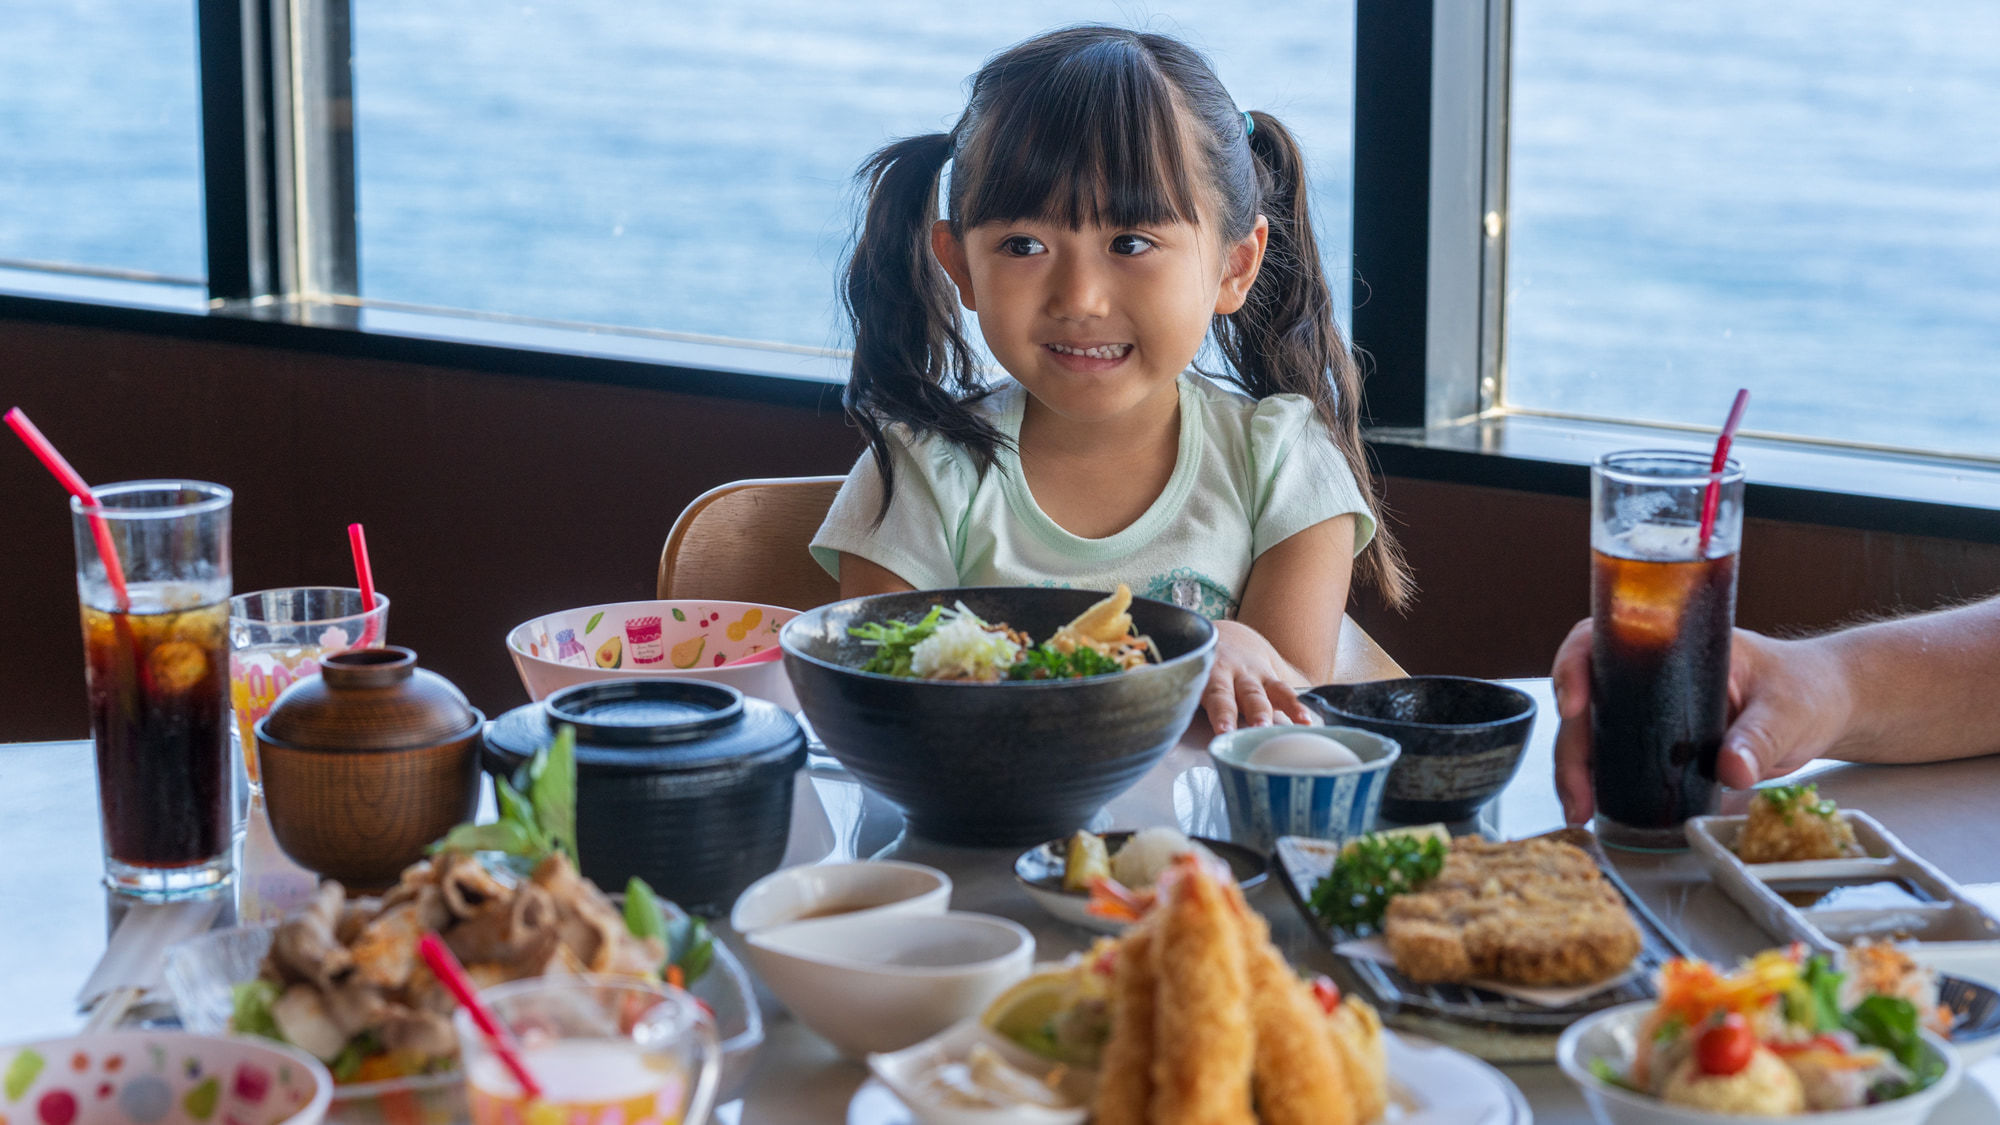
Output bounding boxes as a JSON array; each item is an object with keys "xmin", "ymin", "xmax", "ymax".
[{"xmin": 1181, "ymin": 373, "xmax": 1325, "ymax": 449}]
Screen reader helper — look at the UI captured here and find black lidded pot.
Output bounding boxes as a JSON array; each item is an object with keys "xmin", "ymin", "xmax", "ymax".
[{"xmin": 484, "ymin": 679, "xmax": 806, "ymax": 915}]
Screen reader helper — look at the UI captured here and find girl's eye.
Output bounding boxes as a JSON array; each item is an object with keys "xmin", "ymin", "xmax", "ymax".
[
  {"xmin": 999, "ymin": 235, "xmax": 1045, "ymax": 256},
  {"xmin": 1110, "ymin": 234, "xmax": 1155, "ymax": 256}
]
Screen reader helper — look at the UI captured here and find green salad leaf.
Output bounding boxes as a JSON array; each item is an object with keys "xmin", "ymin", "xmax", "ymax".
[
  {"xmin": 1587, "ymin": 1057, "xmax": 1644, "ymax": 1093},
  {"xmin": 1307, "ymin": 833, "xmax": 1448, "ymax": 932},
  {"xmin": 230, "ymin": 979, "xmax": 283, "ymax": 1041},
  {"xmin": 624, "ymin": 875, "xmax": 713, "ymax": 985},
  {"xmin": 1783, "ymin": 953, "xmax": 1848, "ymax": 1032},
  {"xmin": 329, "ymin": 1032, "xmax": 383, "ymax": 1083},
  {"xmin": 849, "ymin": 605, "xmax": 947, "ymax": 676},
  {"xmin": 1844, "ymin": 994, "xmax": 1944, "ymax": 1096},
  {"xmin": 433, "ymin": 725, "xmax": 577, "ymax": 865}
]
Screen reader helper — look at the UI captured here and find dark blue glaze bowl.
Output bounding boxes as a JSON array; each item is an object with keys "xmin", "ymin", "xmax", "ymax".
[
  {"xmin": 782, "ymin": 588, "xmax": 1216, "ymax": 846},
  {"xmin": 1302, "ymin": 676, "xmax": 1537, "ymax": 823}
]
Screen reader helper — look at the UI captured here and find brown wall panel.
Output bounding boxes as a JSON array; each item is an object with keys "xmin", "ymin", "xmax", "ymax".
[
  {"xmin": 1, "ymin": 319, "xmax": 864, "ymax": 739},
  {"xmin": 8, "ymin": 316, "xmax": 2000, "ymax": 740},
  {"xmin": 1350, "ymin": 479, "xmax": 2000, "ymax": 678}
]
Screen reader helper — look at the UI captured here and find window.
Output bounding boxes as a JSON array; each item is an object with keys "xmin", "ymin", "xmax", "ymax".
[
  {"xmin": 0, "ymin": 1, "xmax": 203, "ymax": 281},
  {"xmin": 1506, "ymin": 1, "xmax": 2000, "ymax": 458},
  {"xmin": 350, "ymin": 2, "xmax": 1356, "ymax": 350}
]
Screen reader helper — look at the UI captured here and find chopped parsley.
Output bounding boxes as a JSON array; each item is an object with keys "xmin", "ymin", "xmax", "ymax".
[{"xmin": 1308, "ymin": 833, "xmax": 1449, "ymax": 933}]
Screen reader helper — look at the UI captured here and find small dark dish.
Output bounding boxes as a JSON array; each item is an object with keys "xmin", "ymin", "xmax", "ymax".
[
  {"xmin": 485, "ymin": 679, "xmax": 805, "ymax": 914},
  {"xmin": 1302, "ymin": 676, "xmax": 1537, "ymax": 822},
  {"xmin": 782, "ymin": 587, "xmax": 1217, "ymax": 846},
  {"xmin": 257, "ymin": 647, "xmax": 483, "ymax": 892},
  {"xmin": 1942, "ymin": 974, "xmax": 2000, "ymax": 1060},
  {"xmin": 1014, "ymin": 830, "xmax": 1270, "ymax": 933}
]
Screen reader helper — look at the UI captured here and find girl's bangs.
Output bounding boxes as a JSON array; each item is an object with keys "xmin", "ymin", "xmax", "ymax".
[{"xmin": 957, "ymin": 41, "xmax": 1206, "ymax": 232}]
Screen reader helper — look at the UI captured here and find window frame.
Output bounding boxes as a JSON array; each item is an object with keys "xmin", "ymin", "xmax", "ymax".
[{"xmin": 4, "ymin": 0, "xmax": 2000, "ymax": 545}]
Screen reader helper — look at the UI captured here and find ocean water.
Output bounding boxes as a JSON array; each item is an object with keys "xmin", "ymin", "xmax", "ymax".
[{"xmin": 2, "ymin": 1, "xmax": 1996, "ymax": 456}]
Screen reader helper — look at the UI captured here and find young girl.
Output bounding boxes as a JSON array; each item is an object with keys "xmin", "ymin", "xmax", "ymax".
[{"xmin": 810, "ymin": 25, "xmax": 1411, "ymax": 732}]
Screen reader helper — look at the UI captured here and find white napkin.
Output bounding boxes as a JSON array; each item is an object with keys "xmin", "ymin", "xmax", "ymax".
[
  {"xmin": 76, "ymin": 897, "xmax": 225, "ymax": 1012},
  {"xmin": 1335, "ymin": 935, "xmax": 1639, "ymax": 1008}
]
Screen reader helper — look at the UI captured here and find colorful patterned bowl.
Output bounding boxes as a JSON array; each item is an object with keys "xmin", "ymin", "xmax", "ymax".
[
  {"xmin": 507, "ymin": 599, "xmax": 802, "ymax": 709},
  {"xmin": 1207, "ymin": 725, "xmax": 1401, "ymax": 853},
  {"xmin": 0, "ymin": 1032, "xmax": 330, "ymax": 1125}
]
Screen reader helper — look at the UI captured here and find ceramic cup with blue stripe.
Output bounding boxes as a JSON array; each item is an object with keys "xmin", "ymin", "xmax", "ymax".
[{"xmin": 1208, "ymin": 726, "xmax": 1400, "ymax": 854}]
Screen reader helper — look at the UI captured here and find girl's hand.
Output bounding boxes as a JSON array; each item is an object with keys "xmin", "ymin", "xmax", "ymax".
[{"xmin": 1204, "ymin": 619, "xmax": 1316, "ymax": 733}]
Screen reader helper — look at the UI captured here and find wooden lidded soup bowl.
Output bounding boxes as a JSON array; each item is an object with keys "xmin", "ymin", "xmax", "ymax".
[{"xmin": 257, "ymin": 646, "xmax": 483, "ymax": 891}]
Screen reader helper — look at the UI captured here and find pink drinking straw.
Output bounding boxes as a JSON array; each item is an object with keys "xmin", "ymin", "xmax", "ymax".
[
  {"xmin": 418, "ymin": 933, "xmax": 544, "ymax": 1100},
  {"xmin": 1698, "ymin": 388, "xmax": 1751, "ymax": 555},
  {"xmin": 348, "ymin": 522, "xmax": 379, "ymax": 646},
  {"xmin": 6, "ymin": 407, "xmax": 131, "ymax": 609}
]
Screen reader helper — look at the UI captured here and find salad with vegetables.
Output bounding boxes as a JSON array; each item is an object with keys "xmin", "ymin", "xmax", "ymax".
[
  {"xmin": 849, "ymin": 585, "xmax": 1155, "ymax": 682},
  {"xmin": 1593, "ymin": 946, "xmax": 1948, "ymax": 1114},
  {"xmin": 230, "ymin": 726, "xmax": 712, "ymax": 1084}
]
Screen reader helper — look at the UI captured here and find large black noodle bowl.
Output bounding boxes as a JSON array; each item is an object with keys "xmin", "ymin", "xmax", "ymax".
[{"xmin": 782, "ymin": 587, "xmax": 1217, "ymax": 846}]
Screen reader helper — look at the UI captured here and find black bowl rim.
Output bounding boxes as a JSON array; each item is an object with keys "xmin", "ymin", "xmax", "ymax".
[
  {"xmin": 1303, "ymin": 675, "xmax": 1538, "ymax": 732},
  {"xmin": 1013, "ymin": 830, "xmax": 1271, "ymax": 895},
  {"xmin": 779, "ymin": 586, "xmax": 1218, "ymax": 688}
]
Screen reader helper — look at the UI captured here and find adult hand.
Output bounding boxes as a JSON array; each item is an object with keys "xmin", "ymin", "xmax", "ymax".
[
  {"xmin": 1551, "ymin": 618, "xmax": 1855, "ymax": 825},
  {"xmin": 1203, "ymin": 619, "xmax": 1317, "ymax": 733}
]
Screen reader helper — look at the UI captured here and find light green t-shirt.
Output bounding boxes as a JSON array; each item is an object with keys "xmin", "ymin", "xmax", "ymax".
[{"xmin": 809, "ymin": 373, "xmax": 1377, "ymax": 620}]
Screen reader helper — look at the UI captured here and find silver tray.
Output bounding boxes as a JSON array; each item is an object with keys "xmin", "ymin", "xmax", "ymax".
[{"xmin": 1274, "ymin": 827, "xmax": 1690, "ymax": 1060}]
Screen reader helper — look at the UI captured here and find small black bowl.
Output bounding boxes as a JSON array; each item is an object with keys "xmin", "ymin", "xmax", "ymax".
[
  {"xmin": 1301, "ymin": 676, "xmax": 1536, "ymax": 822},
  {"xmin": 782, "ymin": 588, "xmax": 1216, "ymax": 846},
  {"xmin": 485, "ymin": 679, "xmax": 806, "ymax": 914}
]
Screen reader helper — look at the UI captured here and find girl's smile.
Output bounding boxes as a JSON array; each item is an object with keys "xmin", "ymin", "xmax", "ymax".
[{"xmin": 932, "ymin": 215, "xmax": 1266, "ymax": 429}]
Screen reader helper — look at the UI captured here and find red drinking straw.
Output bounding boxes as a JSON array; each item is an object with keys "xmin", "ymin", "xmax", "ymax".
[
  {"xmin": 347, "ymin": 523, "xmax": 379, "ymax": 646},
  {"xmin": 417, "ymin": 933, "xmax": 543, "ymax": 1100},
  {"xmin": 6, "ymin": 408, "xmax": 131, "ymax": 609},
  {"xmin": 1697, "ymin": 388, "xmax": 1751, "ymax": 555}
]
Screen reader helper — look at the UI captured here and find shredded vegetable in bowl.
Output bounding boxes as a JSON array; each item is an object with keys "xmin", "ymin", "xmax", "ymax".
[{"xmin": 849, "ymin": 585, "xmax": 1157, "ymax": 682}]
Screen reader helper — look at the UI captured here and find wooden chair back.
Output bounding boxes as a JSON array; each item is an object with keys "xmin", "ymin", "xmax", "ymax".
[
  {"xmin": 657, "ymin": 474, "xmax": 1404, "ymax": 681},
  {"xmin": 658, "ymin": 476, "xmax": 846, "ymax": 610}
]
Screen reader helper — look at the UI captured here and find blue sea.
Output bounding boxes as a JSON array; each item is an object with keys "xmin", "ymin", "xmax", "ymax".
[{"xmin": 4, "ymin": 1, "xmax": 1998, "ymax": 456}]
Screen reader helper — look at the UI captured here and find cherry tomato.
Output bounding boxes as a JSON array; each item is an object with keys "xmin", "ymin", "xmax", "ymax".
[
  {"xmin": 1312, "ymin": 976, "xmax": 1342, "ymax": 1014},
  {"xmin": 1695, "ymin": 1014, "xmax": 1756, "ymax": 1076}
]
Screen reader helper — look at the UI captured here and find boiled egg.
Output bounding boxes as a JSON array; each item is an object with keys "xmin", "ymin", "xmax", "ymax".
[{"xmin": 1246, "ymin": 732, "xmax": 1363, "ymax": 771}]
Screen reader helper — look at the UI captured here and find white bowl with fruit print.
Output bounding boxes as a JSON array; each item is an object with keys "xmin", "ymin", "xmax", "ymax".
[{"xmin": 508, "ymin": 598, "xmax": 801, "ymax": 709}]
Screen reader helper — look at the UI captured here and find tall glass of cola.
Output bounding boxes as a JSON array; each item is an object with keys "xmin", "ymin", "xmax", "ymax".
[
  {"xmin": 72, "ymin": 481, "xmax": 233, "ymax": 897},
  {"xmin": 1589, "ymin": 451, "xmax": 1744, "ymax": 851}
]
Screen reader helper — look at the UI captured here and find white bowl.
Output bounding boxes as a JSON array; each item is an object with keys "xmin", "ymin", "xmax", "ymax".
[
  {"xmin": 0, "ymin": 1031, "xmax": 330, "ymax": 1125},
  {"xmin": 507, "ymin": 598, "xmax": 801, "ymax": 708},
  {"xmin": 731, "ymin": 860, "xmax": 951, "ymax": 934},
  {"xmin": 1557, "ymin": 1000, "xmax": 1963, "ymax": 1125},
  {"xmin": 868, "ymin": 1018, "xmax": 1093, "ymax": 1125},
  {"xmin": 745, "ymin": 911, "xmax": 1035, "ymax": 1057},
  {"xmin": 1207, "ymin": 725, "xmax": 1400, "ymax": 852}
]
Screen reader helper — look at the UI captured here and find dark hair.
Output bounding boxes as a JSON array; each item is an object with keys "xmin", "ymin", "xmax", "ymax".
[{"xmin": 841, "ymin": 25, "xmax": 1411, "ymax": 607}]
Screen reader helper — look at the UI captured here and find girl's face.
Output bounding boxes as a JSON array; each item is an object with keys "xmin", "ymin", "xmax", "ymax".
[{"xmin": 931, "ymin": 207, "xmax": 1267, "ymax": 430}]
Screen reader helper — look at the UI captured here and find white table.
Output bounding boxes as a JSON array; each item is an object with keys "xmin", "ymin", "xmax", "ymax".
[{"xmin": 8, "ymin": 680, "xmax": 2000, "ymax": 1122}]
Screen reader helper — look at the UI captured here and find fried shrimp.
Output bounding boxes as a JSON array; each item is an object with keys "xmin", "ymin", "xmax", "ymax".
[
  {"xmin": 1094, "ymin": 923, "xmax": 1159, "ymax": 1125},
  {"xmin": 1150, "ymin": 864, "xmax": 1255, "ymax": 1125},
  {"xmin": 1237, "ymin": 904, "xmax": 1356, "ymax": 1125}
]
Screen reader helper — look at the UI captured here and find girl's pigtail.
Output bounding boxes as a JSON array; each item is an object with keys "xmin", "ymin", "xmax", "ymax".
[
  {"xmin": 842, "ymin": 132, "xmax": 1007, "ymax": 520},
  {"xmin": 1219, "ymin": 110, "xmax": 1414, "ymax": 608}
]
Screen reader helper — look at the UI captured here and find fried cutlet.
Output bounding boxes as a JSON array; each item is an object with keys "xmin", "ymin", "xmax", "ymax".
[{"xmin": 1382, "ymin": 837, "xmax": 1642, "ymax": 986}]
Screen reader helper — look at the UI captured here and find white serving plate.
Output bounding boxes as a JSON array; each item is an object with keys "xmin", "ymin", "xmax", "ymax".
[
  {"xmin": 1559, "ymin": 999, "xmax": 1960, "ymax": 1125},
  {"xmin": 1687, "ymin": 810, "xmax": 2000, "ymax": 955},
  {"xmin": 849, "ymin": 1025, "xmax": 1531, "ymax": 1124}
]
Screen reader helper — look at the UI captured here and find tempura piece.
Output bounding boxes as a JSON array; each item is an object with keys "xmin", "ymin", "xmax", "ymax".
[
  {"xmin": 1149, "ymin": 865, "xmax": 1255, "ymax": 1125},
  {"xmin": 1326, "ymin": 994, "xmax": 1388, "ymax": 1124},
  {"xmin": 1050, "ymin": 585, "xmax": 1156, "ymax": 670},
  {"xmin": 1237, "ymin": 903, "xmax": 1356, "ymax": 1125},
  {"xmin": 1736, "ymin": 784, "xmax": 1862, "ymax": 863},
  {"xmin": 1093, "ymin": 925, "xmax": 1158, "ymax": 1125}
]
